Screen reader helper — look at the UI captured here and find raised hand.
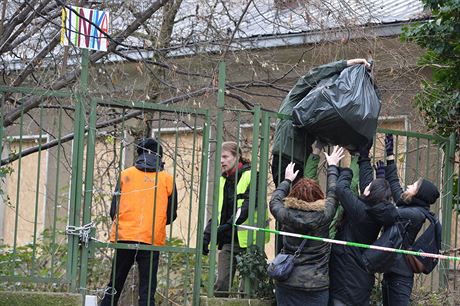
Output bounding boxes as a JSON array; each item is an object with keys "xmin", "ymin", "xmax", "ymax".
[
  {"xmin": 385, "ymin": 134, "xmax": 394, "ymax": 156},
  {"xmin": 346, "ymin": 58, "xmax": 371, "ymax": 69},
  {"xmin": 375, "ymin": 160, "xmax": 385, "ymax": 178},
  {"xmin": 358, "ymin": 139, "xmax": 373, "ymax": 158},
  {"xmin": 324, "ymin": 146, "xmax": 345, "ymax": 167},
  {"xmin": 312, "ymin": 140, "xmax": 325, "ymax": 156},
  {"xmin": 284, "ymin": 162, "xmax": 299, "ymax": 182}
]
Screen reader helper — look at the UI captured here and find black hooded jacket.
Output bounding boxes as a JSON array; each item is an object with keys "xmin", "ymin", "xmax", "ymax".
[
  {"xmin": 110, "ymin": 153, "xmax": 178, "ymax": 225},
  {"xmin": 329, "ymin": 166, "xmax": 398, "ymax": 305},
  {"xmin": 385, "ymin": 161, "xmax": 440, "ymax": 276}
]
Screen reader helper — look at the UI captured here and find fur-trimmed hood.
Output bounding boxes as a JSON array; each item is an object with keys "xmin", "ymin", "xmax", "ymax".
[{"xmin": 283, "ymin": 197, "xmax": 326, "ymax": 212}]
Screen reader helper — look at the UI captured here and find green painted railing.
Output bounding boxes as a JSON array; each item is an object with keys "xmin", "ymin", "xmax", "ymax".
[{"xmin": 0, "ymin": 60, "xmax": 457, "ymax": 305}]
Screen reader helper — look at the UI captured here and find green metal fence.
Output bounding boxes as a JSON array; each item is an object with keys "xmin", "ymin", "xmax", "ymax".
[
  {"xmin": 0, "ymin": 60, "xmax": 458, "ymax": 305},
  {"xmin": 0, "ymin": 84, "xmax": 213, "ymax": 305}
]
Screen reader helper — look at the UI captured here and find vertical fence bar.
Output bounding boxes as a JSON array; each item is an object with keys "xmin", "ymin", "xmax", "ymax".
[
  {"xmin": 110, "ymin": 108, "xmax": 127, "ymax": 306},
  {"xmin": 425, "ymin": 138, "xmax": 435, "ymax": 290},
  {"xmin": 183, "ymin": 114, "xmax": 199, "ymax": 302},
  {"xmin": 247, "ymin": 105, "xmax": 261, "ymax": 248},
  {"xmin": 193, "ymin": 111, "xmax": 210, "ymax": 305},
  {"xmin": 187, "ymin": 115, "xmax": 199, "ymax": 246},
  {"xmin": 51, "ymin": 105, "xmax": 63, "ymax": 278},
  {"xmin": 68, "ymin": 49, "xmax": 89, "ymax": 291},
  {"xmin": 147, "ymin": 111, "xmax": 162, "ymax": 306},
  {"xmin": 455, "ymin": 160, "xmax": 460, "ymax": 289},
  {"xmin": 244, "ymin": 105, "xmax": 261, "ymax": 297},
  {"xmin": 404, "ymin": 136, "xmax": 410, "ymax": 187},
  {"xmin": 455, "ymin": 197, "xmax": 459, "ymax": 290},
  {"xmin": 425, "ymin": 139, "xmax": 431, "ymax": 178},
  {"xmin": 165, "ymin": 114, "xmax": 180, "ymax": 302},
  {"xmin": 31, "ymin": 103, "xmax": 44, "ymax": 276},
  {"xmin": 440, "ymin": 133, "xmax": 457, "ymax": 287},
  {"xmin": 79, "ymin": 97, "xmax": 97, "ymax": 298},
  {"xmin": 435, "ymin": 143, "xmax": 442, "ymax": 287},
  {"xmin": 256, "ymin": 111, "xmax": 270, "ymax": 249},
  {"xmin": 11, "ymin": 102, "xmax": 25, "ymax": 277},
  {"xmin": 415, "ymin": 137, "xmax": 420, "ymax": 177},
  {"xmin": 226, "ymin": 111, "xmax": 242, "ymax": 295},
  {"xmin": 206, "ymin": 61, "xmax": 226, "ymax": 297}
]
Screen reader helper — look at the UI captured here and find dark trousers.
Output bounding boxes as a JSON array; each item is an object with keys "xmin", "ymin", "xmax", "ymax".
[
  {"xmin": 382, "ymin": 273, "xmax": 414, "ymax": 306},
  {"xmin": 276, "ymin": 285, "xmax": 329, "ymax": 306},
  {"xmin": 271, "ymin": 153, "xmax": 305, "ymax": 254},
  {"xmin": 101, "ymin": 248, "xmax": 160, "ymax": 306},
  {"xmin": 215, "ymin": 243, "xmax": 245, "ymax": 297}
]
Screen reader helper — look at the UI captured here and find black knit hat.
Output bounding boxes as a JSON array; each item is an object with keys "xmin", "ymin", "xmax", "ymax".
[
  {"xmin": 137, "ymin": 138, "xmax": 163, "ymax": 157},
  {"xmin": 415, "ymin": 179, "xmax": 440, "ymax": 205}
]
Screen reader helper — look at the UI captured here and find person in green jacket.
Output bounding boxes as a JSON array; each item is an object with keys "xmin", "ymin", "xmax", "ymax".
[{"xmin": 271, "ymin": 58, "xmax": 370, "ymax": 188}]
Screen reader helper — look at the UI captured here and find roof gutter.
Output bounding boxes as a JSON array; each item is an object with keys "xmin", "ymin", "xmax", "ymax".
[
  {"xmin": 2, "ymin": 20, "xmax": 425, "ymax": 71},
  {"xmin": 115, "ymin": 20, "xmax": 423, "ymax": 59}
]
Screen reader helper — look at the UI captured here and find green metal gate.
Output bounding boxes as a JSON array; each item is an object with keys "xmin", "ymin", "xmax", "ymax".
[{"xmin": 0, "ymin": 60, "xmax": 458, "ymax": 305}]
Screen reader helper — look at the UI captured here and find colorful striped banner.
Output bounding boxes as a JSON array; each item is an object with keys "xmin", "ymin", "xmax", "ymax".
[
  {"xmin": 61, "ymin": 6, "xmax": 109, "ymax": 51},
  {"xmin": 236, "ymin": 224, "xmax": 460, "ymax": 261}
]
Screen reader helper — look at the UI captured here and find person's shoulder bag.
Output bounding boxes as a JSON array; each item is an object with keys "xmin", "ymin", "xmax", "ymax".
[{"xmin": 267, "ymin": 239, "xmax": 307, "ymax": 282}]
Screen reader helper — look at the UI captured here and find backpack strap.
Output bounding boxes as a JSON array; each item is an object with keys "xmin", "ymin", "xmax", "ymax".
[
  {"xmin": 417, "ymin": 208, "xmax": 437, "ymax": 225},
  {"xmin": 416, "ymin": 207, "xmax": 442, "ymax": 250}
]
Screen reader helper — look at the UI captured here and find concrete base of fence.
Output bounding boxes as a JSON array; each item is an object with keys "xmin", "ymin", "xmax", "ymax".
[
  {"xmin": 0, "ymin": 291, "xmax": 82, "ymax": 306},
  {"xmin": 200, "ymin": 296, "xmax": 275, "ymax": 306}
]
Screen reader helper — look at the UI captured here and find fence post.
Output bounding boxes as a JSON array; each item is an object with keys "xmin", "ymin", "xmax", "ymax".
[
  {"xmin": 247, "ymin": 105, "xmax": 261, "ymax": 248},
  {"xmin": 193, "ymin": 111, "xmax": 211, "ymax": 305},
  {"xmin": 78, "ymin": 95, "xmax": 97, "ymax": 297},
  {"xmin": 207, "ymin": 61, "xmax": 226, "ymax": 297},
  {"xmin": 240, "ymin": 104, "xmax": 261, "ymax": 298},
  {"xmin": 256, "ymin": 111, "xmax": 270, "ymax": 249},
  {"xmin": 440, "ymin": 133, "xmax": 457, "ymax": 287},
  {"xmin": 67, "ymin": 49, "xmax": 89, "ymax": 292}
]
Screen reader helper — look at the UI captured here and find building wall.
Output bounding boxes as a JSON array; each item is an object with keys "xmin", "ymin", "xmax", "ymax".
[{"xmin": 0, "ymin": 35, "xmax": 436, "ymax": 250}]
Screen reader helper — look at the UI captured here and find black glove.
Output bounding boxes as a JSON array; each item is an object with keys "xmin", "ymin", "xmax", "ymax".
[
  {"xmin": 385, "ymin": 134, "xmax": 394, "ymax": 156},
  {"xmin": 216, "ymin": 223, "xmax": 232, "ymax": 243},
  {"xmin": 202, "ymin": 235, "xmax": 210, "ymax": 256},
  {"xmin": 358, "ymin": 139, "xmax": 373, "ymax": 159},
  {"xmin": 375, "ymin": 160, "xmax": 385, "ymax": 178}
]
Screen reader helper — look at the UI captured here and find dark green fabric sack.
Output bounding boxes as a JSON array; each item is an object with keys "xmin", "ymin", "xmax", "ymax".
[{"xmin": 292, "ymin": 64, "xmax": 381, "ymax": 150}]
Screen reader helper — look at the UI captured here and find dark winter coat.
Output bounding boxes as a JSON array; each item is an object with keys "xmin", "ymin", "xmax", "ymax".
[
  {"xmin": 385, "ymin": 161, "xmax": 439, "ymax": 277},
  {"xmin": 329, "ymin": 167, "xmax": 398, "ymax": 305},
  {"xmin": 269, "ymin": 166, "xmax": 339, "ymax": 291},
  {"xmin": 272, "ymin": 60, "xmax": 348, "ymax": 165}
]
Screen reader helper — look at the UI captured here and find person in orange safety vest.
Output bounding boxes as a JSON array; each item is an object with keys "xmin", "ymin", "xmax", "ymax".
[{"xmin": 101, "ymin": 138, "xmax": 178, "ymax": 306}]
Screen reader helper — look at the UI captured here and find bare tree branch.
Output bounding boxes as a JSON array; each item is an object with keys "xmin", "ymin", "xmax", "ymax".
[{"xmin": 2, "ymin": 0, "xmax": 170, "ymax": 127}]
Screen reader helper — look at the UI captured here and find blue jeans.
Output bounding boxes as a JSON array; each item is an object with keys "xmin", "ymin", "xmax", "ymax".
[
  {"xmin": 276, "ymin": 285, "xmax": 329, "ymax": 306},
  {"xmin": 382, "ymin": 273, "xmax": 414, "ymax": 306}
]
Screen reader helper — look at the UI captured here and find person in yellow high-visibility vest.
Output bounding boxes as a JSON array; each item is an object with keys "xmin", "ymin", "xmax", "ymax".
[{"xmin": 202, "ymin": 141, "xmax": 269, "ymax": 297}]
